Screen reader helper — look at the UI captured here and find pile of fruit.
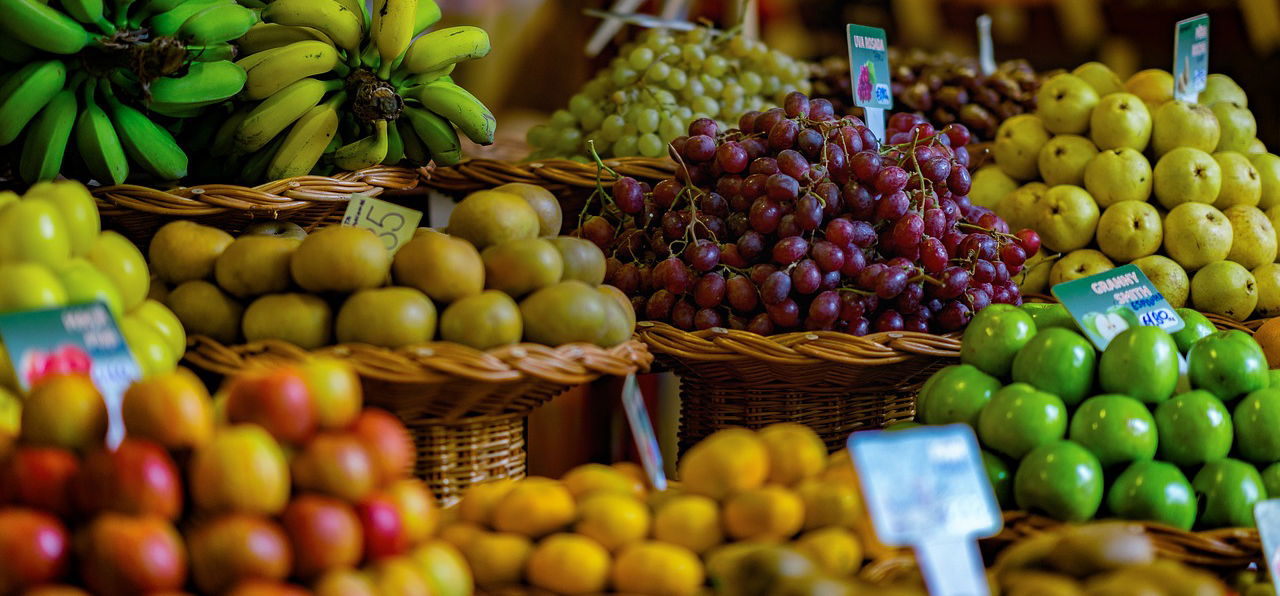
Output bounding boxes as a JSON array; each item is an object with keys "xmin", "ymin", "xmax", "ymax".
[
  {"xmin": 525, "ymin": 27, "xmax": 810, "ymax": 160},
  {"xmin": 916, "ymin": 302, "xmax": 1279, "ymax": 529},
  {"xmin": 974, "ymin": 65, "xmax": 1280, "ymax": 321},
  {"xmin": 150, "ymin": 184, "xmax": 633, "ymax": 351},
  {"xmin": 0, "ymin": 361, "xmax": 476, "ymax": 594},
  {"xmin": 437, "ymin": 423, "xmax": 896, "ymax": 595},
  {"xmin": 0, "ymin": 181, "xmax": 184, "ymax": 390},
  {"xmin": 589, "ymin": 91, "xmax": 1037, "ymax": 335},
  {"xmin": 809, "ymin": 49, "xmax": 1042, "ymax": 142}
]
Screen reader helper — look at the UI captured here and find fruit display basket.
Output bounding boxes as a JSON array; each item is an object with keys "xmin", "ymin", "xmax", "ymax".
[
  {"xmin": 183, "ymin": 335, "xmax": 653, "ymax": 506},
  {"xmin": 91, "ymin": 165, "xmax": 428, "ymax": 249},
  {"xmin": 635, "ymin": 321, "xmax": 962, "ymax": 452}
]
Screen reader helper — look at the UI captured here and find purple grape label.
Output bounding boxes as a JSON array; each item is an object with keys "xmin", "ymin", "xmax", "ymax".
[{"xmin": 847, "ymin": 24, "xmax": 892, "ymax": 110}]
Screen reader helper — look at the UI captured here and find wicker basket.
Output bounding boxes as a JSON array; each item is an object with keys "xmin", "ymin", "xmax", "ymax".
[
  {"xmin": 635, "ymin": 321, "xmax": 962, "ymax": 453},
  {"xmin": 91, "ymin": 165, "xmax": 428, "ymax": 248},
  {"xmin": 183, "ymin": 335, "xmax": 653, "ymax": 505},
  {"xmin": 422, "ymin": 156, "xmax": 676, "ymax": 195}
]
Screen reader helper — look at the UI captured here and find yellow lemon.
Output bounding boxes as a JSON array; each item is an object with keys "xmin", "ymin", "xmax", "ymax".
[
  {"xmin": 723, "ymin": 486, "xmax": 805, "ymax": 541},
  {"xmin": 490, "ymin": 477, "xmax": 576, "ymax": 538},
  {"xmin": 525, "ymin": 533, "xmax": 611, "ymax": 594},
  {"xmin": 758, "ymin": 423, "xmax": 827, "ymax": 485},
  {"xmin": 796, "ymin": 479, "xmax": 862, "ymax": 530},
  {"xmin": 612, "ymin": 461, "xmax": 649, "ymax": 491},
  {"xmin": 458, "ymin": 478, "xmax": 517, "ymax": 526},
  {"xmin": 437, "ymin": 521, "xmax": 485, "ymax": 552},
  {"xmin": 679, "ymin": 428, "xmax": 769, "ymax": 500},
  {"xmin": 794, "ymin": 527, "xmax": 864, "ymax": 576},
  {"xmin": 611, "ymin": 541, "xmax": 705, "ymax": 595},
  {"xmin": 461, "ymin": 531, "xmax": 534, "ymax": 587},
  {"xmin": 562, "ymin": 463, "xmax": 644, "ymax": 500},
  {"xmin": 574, "ymin": 492, "xmax": 650, "ymax": 552},
  {"xmin": 653, "ymin": 494, "xmax": 723, "ymax": 554},
  {"xmin": 821, "ymin": 449, "xmax": 860, "ymax": 487}
]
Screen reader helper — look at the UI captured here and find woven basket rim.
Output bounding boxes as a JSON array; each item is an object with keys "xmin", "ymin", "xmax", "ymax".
[
  {"xmin": 635, "ymin": 320, "xmax": 962, "ymax": 366},
  {"xmin": 420, "ymin": 156, "xmax": 677, "ymax": 192}
]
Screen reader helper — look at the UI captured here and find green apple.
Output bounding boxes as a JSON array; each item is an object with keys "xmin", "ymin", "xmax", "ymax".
[
  {"xmin": 1249, "ymin": 153, "xmax": 1280, "ymax": 210},
  {"xmin": 982, "ymin": 449, "xmax": 1014, "ymax": 509},
  {"xmin": 1131, "ymin": 255, "xmax": 1189, "ymax": 309},
  {"xmin": 1068, "ymin": 394, "xmax": 1157, "ymax": 466},
  {"xmin": 1253, "ymin": 263, "xmax": 1280, "ymax": 318},
  {"xmin": 87, "ymin": 231, "xmax": 150, "ymax": 311},
  {"xmin": 1152, "ymin": 100, "xmax": 1220, "ymax": 157},
  {"xmin": 916, "ymin": 364, "xmax": 1002, "ymax": 427},
  {"xmin": 1036, "ymin": 73, "xmax": 1100, "ymax": 135},
  {"xmin": 1034, "ymin": 185, "xmax": 1100, "ymax": 253},
  {"xmin": 0, "ymin": 262, "xmax": 67, "ymax": 312},
  {"xmin": 1191, "ymin": 261, "xmax": 1257, "ymax": 321},
  {"xmin": 1188, "ymin": 330, "xmax": 1269, "ymax": 400},
  {"xmin": 1224, "ymin": 205, "xmax": 1276, "ymax": 269},
  {"xmin": 1014, "ymin": 440, "xmax": 1104, "ymax": 522},
  {"xmin": 969, "ymin": 165, "xmax": 1019, "ymax": 210},
  {"xmin": 1162, "ymin": 203, "xmax": 1232, "ymax": 271},
  {"xmin": 1049, "ymin": 249, "xmax": 1114, "ymax": 287},
  {"xmin": 1084, "ymin": 148, "xmax": 1154, "ymax": 208},
  {"xmin": 977, "ymin": 383, "xmax": 1067, "ymax": 458},
  {"xmin": 1020, "ymin": 303, "xmax": 1076, "ymax": 331},
  {"xmin": 1233, "ymin": 388, "xmax": 1280, "ymax": 463},
  {"xmin": 1199, "ymin": 74, "xmax": 1248, "ymax": 107},
  {"xmin": 1090, "ymin": 93, "xmax": 1152, "ymax": 151},
  {"xmin": 1263, "ymin": 463, "xmax": 1280, "ymax": 499},
  {"xmin": 55, "ymin": 258, "xmax": 124, "ymax": 318},
  {"xmin": 0, "ymin": 199, "xmax": 71, "ymax": 267},
  {"xmin": 1213, "ymin": 151, "xmax": 1263, "ymax": 209},
  {"xmin": 1096, "ymin": 201, "xmax": 1162, "ymax": 262},
  {"xmin": 1211, "ymin": 102, "xmax": 1257, "ymax": 154},
  {"xmin": 1171, "ymin": 308, "xmax": 1216, "ymax": 353},
  {"xmin": 24, "ymin": 181, "xmax": 100, "ymax": 257},
  {"xmin": 1193, "ymin": 458, "xmax": 1266, "ymax": 528},
  {"xmin": 994, "ymin": 114, "xmax": 1051, "ymax": 181},
  {"xmin": 1038, "ymin": 135, "xmax": 1098, "ymax": 187},
  {"xmin": 996, "ymin": 182, "xmax": 1049, "ymax": 231},
  {"xmin": 960, "ymin": 304, "xmax": 1036, "ymax": 378},
  {"xmin": 1154, "ymin": 389, "xmax": 1233, "ymax": 465},
  {"xmin": 1072, "ymin": 62, "xmax": 1123, "ymax": 97},
  {"xmin": 1107, "ymin": 460, "xmax": 1196, "ymax": 530},
  {"xmin": 1153, "ymin": 147, "xmax": 1221, "ymax": 209},
  {"xmin": 1099, "ymin": 326, "xmax": 1179, "ymax": 403},
  {"xmin": 1011, "ymin": 327, "xmax": 1097, "ymax": 406}
]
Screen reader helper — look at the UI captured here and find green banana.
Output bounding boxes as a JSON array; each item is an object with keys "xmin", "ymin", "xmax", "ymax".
[
  {"xmin": 0, "ymin": 60, "xmax": 68, "ymax": 146},
  {"xmin": 398, "ymin": 118, "xmax": 427, "ymax": 164},
  {"xmin": 266, "ymin": 93, "xmax": 343, "ymax": 180},
  {"xmin": 20, "ymin": 85, "xmax": 78, "ymax": 183},
  {"xmin": 234, "ymin": 77, "xmax": 338, "ymax": 152},
  {"xmin": 211, "ymin": 106, "xmax": 252, "ymax": 156},
  {"xmin": 384, "ymin": 117, "xmax": 405, "ymax": 165},
  {"xmin": 401, "ymin": 105, "xmax": 462, "ymax": 165},
  {"xmin": 261, "ymin": 0, "xmax": 363, "ymax": 54},
  {"xmin": 104, "ymin": 85, "xmax": 188, "ymax": 180},
  {"xmin": 148, "ymin": 0, "xmax": 231, "ymax": 35},
  {"xmin": 405, "ymin": 80, "xmax": 495, "ymax": 145},
  {"xmin": 179, "ymin": 2, "xmax": 258, "ymax": 44},
  {"xmin": 394, "ymin": 63, "xmax": 454, "ymax": 89},
  {"xmin": 75, "ymin": 80, "xmax": 129, "ymax": 185},
  {"xmin": 414, "ymin": 0, "xmax": 440, "ymax": 34},
  {"xmin": 332, "ymin": 119, "xmax": 389, "ymax": 171},
  {"xmin": 237, "ymin": 22, "xmax": 330, "ymax": 55},
  {"xmin": 399, "ymin": 26, "xmax": 490, "ymax": 75},
  {"xmin": 0, "ymin": 0, "xmax": 95, "ymax": 55},
  {"xmin": 243, "ymin": 40, "xmax": 342, "ymax": 100},
  {"xmin": 188, "ymin": 42, "xmax": 238, "ymax": 62},
  {"xmin": 242, "ymin": 132, "xmax": 284, "ymax": 183},
  {"xmin": 372, "ymin": 0, "xmax": 417, "ymax": 79},
  {"xmin": 61, "ymin": 0, "xmax": 115, "ymax": 34},
  {"xmin": 149, "ymin": 59, "xmax": 247, "ymax": 106},
  {"xmin": 147, "ymin": 101, "xmax": 215, "ymax": 118}
]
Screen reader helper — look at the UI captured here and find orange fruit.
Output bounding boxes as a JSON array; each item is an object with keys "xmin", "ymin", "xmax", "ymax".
[{"xmin": 1252, "ymin": 316, "xmax": 1280, "ymax": 368}]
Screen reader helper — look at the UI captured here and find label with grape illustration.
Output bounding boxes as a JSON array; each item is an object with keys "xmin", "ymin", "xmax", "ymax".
[
  {"xmin": 1051, "ymin": 264, "xmax": 1185, "ymax": 350},
  {"xmin": 1173, "ymin": 14, "xmax": 1209, "ymax": 102},
  {"xmin": 846, "ymin": 24, "xmax": 892, "ymax": 110}
]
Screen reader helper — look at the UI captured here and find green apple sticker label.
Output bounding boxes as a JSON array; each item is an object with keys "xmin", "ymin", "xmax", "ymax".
[
  {"xmin": 1052, "ymin": 263, "xmax": 1185, "ymax": 350},
  {"xmin": 849, "ymin": 424, "xmax": 1001, "ymax": 596},
  {"xmin": 1173, "ymin": 14, "xmax": 1209, "ymax": 102},
  {"xmin": 342, "ymin": 193, "xmax": 423, "ymax": 254}
]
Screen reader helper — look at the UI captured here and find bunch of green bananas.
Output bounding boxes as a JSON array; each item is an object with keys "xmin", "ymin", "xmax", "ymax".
[
  {"xmin": 209, "ymin": 0, "xmax": 495, "ymax": 183},
  {"xmin": 0, "ymin": 0, "xmax": 259, "ymax": 185}
]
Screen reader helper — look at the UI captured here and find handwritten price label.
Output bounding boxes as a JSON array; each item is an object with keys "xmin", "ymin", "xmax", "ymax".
[{"xmin": 342, "ymin": 194, "xmax": 423, "ymax": 253}]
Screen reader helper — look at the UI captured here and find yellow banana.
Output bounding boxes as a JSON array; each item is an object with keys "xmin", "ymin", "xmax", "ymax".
[
  {"xmin": 237, "ymin": 22, "xmax": 331, "ymax": 55},
  {"xmin": 372, "ymin": 0, "xmax": 417, "ymax": 79},
  {"xmin": 235, "ymin": 77, "xmax": 339, "ymax": 152},
  {"xmin": 243, "ymin": 40, "xmax": 341, "ymax": 100},
  {"xmin": 405, "ymin": 80, "xmax": 495, "ymax": 145},
  {"xmin": 267, "ymin": 94, "xmax": 344, "ymax": 180},
  {"xmin": 401, "ymin": 105, "xmax": 462, "ymax": 165},
  {"xmin": 19, "ymin": 85, "xmax": 78, "ymax": 183},
  {"xmin": 332, "ymin": 120, "xmax": 389, "ymax": 171},
  {"xmin": 261, "ymin": 0, "xmax": 363, "ymax": 54},
  {"xmin": 332, "ymin": 0, "xmax": 369, "ymax": 29},
  {"xmin": 399, "ymin": 26, "xmax": 490, "ymax": 75}
]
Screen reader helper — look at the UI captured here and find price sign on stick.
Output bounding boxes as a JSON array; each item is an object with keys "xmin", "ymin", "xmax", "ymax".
[
  {"xmin": 621, "ymin": 374, "xmax": 667, "ymax": 491},
  {"xmin": 1255, "ymin": 499, "xmax": 1280, "ymax": 595},
  {"xmin": 849, "ymin": 424, "xmax": 1001, "ymax": 596},
  {"xmin": 977, "ymin": 15, "xmax": 996, "ymax": 76},
  {"xmin": 1052, "ymin": 263, "xmax": 1185, "ymax": 350},
  {"xmin": 846, "ymin": 24, "xmax": 891, "ymax": 143},
  {"xmin": 1173, "ymin": 14, "xmax": 1210, "ymax": 102},
  {"xmin": 0, "ymin": 302, "xmax": 141, "ymax": 449},
  {"xmin": 343, "ymin": 193, "xmax": 423, "ymax": 253}
]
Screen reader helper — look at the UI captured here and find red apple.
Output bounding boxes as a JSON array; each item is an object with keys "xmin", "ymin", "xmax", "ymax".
[
  {"xmin": 189, "ymin": 425, "xmax": 290, "ymax": 515},
  {"xmin": 225, "ymin": 366, "xmax": 317, "ymax": 445},
  {"xmin": 350, "ymin": 409, "xmax": 414, "ymax": 486},
  {"xmin": 188, "ymin": 514, "xmax": 292, "ymax": 594},
  {"xmin": 77, "ymin": 439, "xmax": 182, "ymax": 520},
  {"xmin": 386, "ymin": 478, "xmax": 438, "ymax": 546},
  {"xmin": 290, "ymin": 432, "xmax": 375, "ymax": 503},
  {"xmin": 299, "ymin": 357, "xmax": 362, "ymax": 430},
  {"xmin": 2, "ymin": 447, "xmax": 80, "ymax": 517},
  {"xmin": 281, "ymin": 495, "xmax": 363, "ymax": 579},
  {"xmin": 0, "ymin": 507, "xmax": 69, "ymax": 593},
  {"xmin": 80, "ymin": 514, "xmax": 187, "ymax": 596},
  {"xmin": 357, "ymin": 492, "xmax": 409, "ymax": 561},
  {"xmin": 225, "ymin": 579, "xmax": 312, "ymax": 596}
]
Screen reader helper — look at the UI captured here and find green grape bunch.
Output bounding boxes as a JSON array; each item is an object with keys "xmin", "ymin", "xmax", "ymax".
[{"xmin": 527, "ymin": 27, "xmax": 810, "ymax": 161}]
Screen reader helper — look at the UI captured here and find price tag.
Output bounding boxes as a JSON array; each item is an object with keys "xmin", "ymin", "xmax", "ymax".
[
  {"xmin": 342, "ymin": 193, "xmax": 423, "ymax": 253},
  {"xmin": 846, "ymin": 24, "xmax": 891, "ymax": 142},
  {"xmin": 976, "ymin": 15, "xmax": 996, "ymax": 76},
  {"xmin": 1051, "ymin": 263, "xmax": 1185, "ymax": 350},
  {"xmin": 621, "ymin": 373, "xmax": 667, "ymax": 491},
  {"xmin": 0, "ymin": 302, "xmax": 141, "ymax": 448},
  {"xmin": 849, "ymin": 424, "xmax": 1001, "ymax": 596},
  {"xmin": 1256, "ymin": 499, "xmax": 1280, "ymax": 593},
  {"xmin": 1173, "ymin": 14, "xmax": 1210, "ymax": 102}
]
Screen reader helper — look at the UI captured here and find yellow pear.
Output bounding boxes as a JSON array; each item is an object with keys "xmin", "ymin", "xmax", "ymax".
[
  {"xmin": 336, "ymin": 287, "xmax": 436, "ymax": 348},
  {"xmin": 493, "ymin": 183, "xmax": 562, "ymax": 236},
  {"xmin": 290, "ymin": 226, "xmax": 390, "ymax": 293},
  {"xmin": 148, "ymin": 220, "xmax": 234, "ymax": 284},
  {"xmin": 439, "ymin": 291, "xmax": 522, "ymax": 350},
  {"xmin": 482, "ymin": 238, "xmax": 563, "ymax": 297},
  {"xmin": 215, "ymin": 234, "xmax": 300, "ymax": 298},
  {"xmin": 447, "ymin": 190, "xmax": 539, "ymax": 249},
  {"xmin": 392, "ymin": 231, "xmax": 484, "ymax": 303},
  {"xmin": 242, "ymin": 293, "xmax": 332, "ymax": 349},
  {"xmin": 165, "ymin": 280, "xmax": 243, "ymax": 344}
]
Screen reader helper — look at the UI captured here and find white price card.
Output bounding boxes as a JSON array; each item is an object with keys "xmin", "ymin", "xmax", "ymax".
[
  {"xmin": 849, "ymin": 424, "xmax": 1002, "ymax": 596},
  {"xmin": 621, "ymin": 374, "xmax": 667, "ymax": 491},
  {"xmin": 1255, "ymin": 499, "xmax": 1280, "ymax": 594},
  {"xmin": 342, "ymin": 193, "xmax": 423, "ymax": 253}
]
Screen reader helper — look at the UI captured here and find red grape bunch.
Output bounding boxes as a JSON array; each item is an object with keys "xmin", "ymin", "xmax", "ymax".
[{"xmin": 576, "ymin": 91, "xmax": 1040, "ymax": 336}]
